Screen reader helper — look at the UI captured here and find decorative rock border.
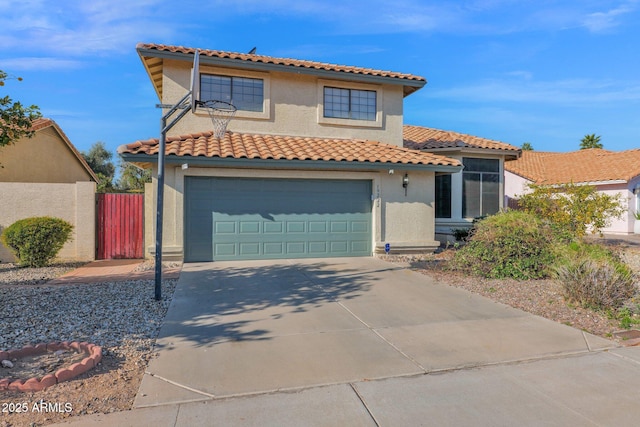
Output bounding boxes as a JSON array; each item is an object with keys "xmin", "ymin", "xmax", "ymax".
[{"xmin": 0, "ymin": 341, "xmax": 102, "ymax": 392}]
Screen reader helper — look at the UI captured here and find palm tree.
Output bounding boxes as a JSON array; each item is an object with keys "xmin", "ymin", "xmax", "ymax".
[
  {"xmin": 521, "ymin": 142, "xmax": 533, "ymax": 151},
  {"xmin": 580, "ymin": 134, "xmax": 603, "ymax": 150}
]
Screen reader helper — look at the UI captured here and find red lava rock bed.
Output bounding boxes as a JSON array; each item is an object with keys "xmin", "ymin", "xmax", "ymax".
[{"xmin": 0, "ymin": 341, "xmax": 102, "ymax": 392}]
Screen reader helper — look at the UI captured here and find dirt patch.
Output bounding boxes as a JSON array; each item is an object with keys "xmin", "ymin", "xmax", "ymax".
[{"xmin": 2, "ymin": 348, "xmax": 86, "ymax": 382}]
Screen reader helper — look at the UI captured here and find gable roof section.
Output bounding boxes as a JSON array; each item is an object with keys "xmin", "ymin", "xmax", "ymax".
[
  {"xmin": 31, "ymin": 118, "xmax": 99, "ymax": 182},
  {"xmin": 505, "ymin": 149, "xmax": 640, "ymax": 185},
  {"xmin": 118, "ymin": 131, "xmax": 461, "ymax": 172},
  {"xmin": 137, "ymin": 43, "xmax": 427, "ymax": 100},
  {"xmin": 403, "ymin": 125, "xmax": 521, "ymax": 156}
]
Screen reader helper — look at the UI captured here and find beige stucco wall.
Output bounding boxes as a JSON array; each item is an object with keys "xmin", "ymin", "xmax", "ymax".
[
  {"xmin": 160, "ymin": 59, "xmax": 405, "ymax": 147},
  {"xmin": 0, "ymin": 128, "xmax": 93, "ymax": 183},
  {"xmin": 143, "ymin": 165, "xmax": 438, "ymax": 260},
  {"xmin": 0, "ymin": 182, "xmax": 96, "ymax": 263}
]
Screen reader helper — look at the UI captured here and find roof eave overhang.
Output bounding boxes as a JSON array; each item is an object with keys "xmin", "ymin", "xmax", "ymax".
[
  {"xmin": 137, "ymin": 47, "xmax": 426, "ymax": 100},
  {"xmin": 531, "ymin": 179, "xmax": 629, "ymax": 187},
  {"xmin": 416, "ymin": 146, "xmax": 520, "ymax": 159},
  {"xmin": 119, "ymin": 153, "xmax": 462, "ymax": 173}
]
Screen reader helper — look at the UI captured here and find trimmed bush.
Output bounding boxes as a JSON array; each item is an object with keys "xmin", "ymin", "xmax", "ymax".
[
  {"xmin": 554, "ymin": 242, "xmax": 636, "ymax": 310},
  {"xmin": 450, "ymin": 210, "xmax": 557, "ymax": 280},
  {"xmin": 1, "ymin": 217, "xmax": 73, "ymax": 267}
]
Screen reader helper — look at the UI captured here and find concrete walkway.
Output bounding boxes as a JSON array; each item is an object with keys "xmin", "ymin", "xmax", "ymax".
[
  {"xmin": 48, "ymin": 259, "xmax": 181, "ymax": 285},
  {"xmin": 52, "ymin": 257, "xmax": 640, "ymax": 426}
]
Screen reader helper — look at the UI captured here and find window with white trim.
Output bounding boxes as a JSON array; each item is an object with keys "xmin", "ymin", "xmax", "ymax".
[
  {"xmin": 462, "ymin": 158, "xmax": 500, "ymax": 218},
  {"xmin": 200, "ymin": 74, "xmax": 264, "ymax": 112},
  {"xmin": 323, "ymin": 87, "xmax": 376, "ymax": 121}
]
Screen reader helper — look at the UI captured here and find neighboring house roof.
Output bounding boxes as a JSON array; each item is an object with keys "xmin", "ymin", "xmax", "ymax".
[
  {"xmin": 403, "ymin": 125, "xmax": 521, "ymax": 157},
  {"xmin": 504, "ymin": 149, "xmax": 640, "ymax": 185},
  {"xmin": 31, "ymin": 118, "xmax": 99, "ymax": 182},
  {"xmin": 136, "ymin": 43, "xmax": 427, "ymax": 100},
  {"xmin": 118, "ymin": 131, "xmax": 462, "ymax": 171}
]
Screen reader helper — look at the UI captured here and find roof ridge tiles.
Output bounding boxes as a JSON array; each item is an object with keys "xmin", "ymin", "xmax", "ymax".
[{"xmin": 137, "ymin": 43, "xmax": 425, "ymax": 82}]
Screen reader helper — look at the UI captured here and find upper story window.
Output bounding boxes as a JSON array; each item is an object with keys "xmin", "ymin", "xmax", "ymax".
[
  {"xmin": 323, "ymin": 87, "xmax": 376, "ymax": 121},
  {"xmin": 200, "ymin": 74, "xmax": 264, "ymax": 112}
]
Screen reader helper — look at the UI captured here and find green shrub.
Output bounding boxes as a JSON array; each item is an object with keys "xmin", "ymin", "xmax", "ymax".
[
  {"xmin": 554, "ymin": 242, "xmax": 636, "ymax": 310},
  {"xmin": 517, "ymin": 182, "xmax": 624, "ymax": 238},
  {"xmin": 1, "ymin": 217, "xmax": 73, "ymax": 267},
  {"xmin": 450, "ymin": 210, "xmax": 558, "ymax": 280}
]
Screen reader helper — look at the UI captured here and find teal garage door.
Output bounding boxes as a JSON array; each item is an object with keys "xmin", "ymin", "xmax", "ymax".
[{"xmin": 184, "ymin": 177, "xmax": 372, "ymax": 261}]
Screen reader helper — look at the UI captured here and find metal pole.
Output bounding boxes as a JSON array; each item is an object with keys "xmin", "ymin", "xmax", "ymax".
[
  {"xmin": 154, "ymin": 114, "xmax": 167, "ymax": 300},
  {"xmin": 153, "ymin": 92, "xmax": 192, "ymax": 301}
]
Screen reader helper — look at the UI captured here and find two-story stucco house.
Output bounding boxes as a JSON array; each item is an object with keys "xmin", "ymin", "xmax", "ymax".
[{"xmin": 118, "ymin": 44, "xmax": 463, "ymax": 262}]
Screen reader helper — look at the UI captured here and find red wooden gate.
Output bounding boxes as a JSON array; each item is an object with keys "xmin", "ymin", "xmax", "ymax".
[{"xmin": 96, "ymin": 193, "xmax": 144, "ymax": 259}]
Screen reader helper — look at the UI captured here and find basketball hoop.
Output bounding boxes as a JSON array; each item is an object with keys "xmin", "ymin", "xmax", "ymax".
[{"xmin": 200, "ymin": 100, "xmax": 237, "ymax": 138}]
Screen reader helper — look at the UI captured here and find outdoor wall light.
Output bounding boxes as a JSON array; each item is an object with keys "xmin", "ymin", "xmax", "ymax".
[
  {"xmin": 181, "ymin": 163, "xmax": 189, "ymax": 170},
  {"xmin": 389, "ymin": 169, "xmax": 394, "ymax": 175},
  {"xmin": 403, "ymin": 173, "xmax": 409, "ymax": 196}
]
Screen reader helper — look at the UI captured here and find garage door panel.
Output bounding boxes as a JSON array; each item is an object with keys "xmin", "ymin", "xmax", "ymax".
[
  {"xmin": 309, "ymin": 222, "xmax": 327, "ymax": 233},
  {"xmin": 185, "ymin": 177, "xmax": 372, "ymax": 261}
]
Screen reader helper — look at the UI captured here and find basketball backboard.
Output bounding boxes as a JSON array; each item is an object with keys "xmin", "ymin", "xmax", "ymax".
[{"xmin": 190, "ymin": 49, "xmax": 201, "ymax": 113}]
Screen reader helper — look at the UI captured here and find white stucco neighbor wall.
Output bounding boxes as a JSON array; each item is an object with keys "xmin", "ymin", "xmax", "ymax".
[
  {"xmin": 504, "ymin": 170, "xmax": 532, "ymax": 200},
  {"xmin": 597, "ymin": 183, "xmax": 632, "ymax": 235},
  {"xmin": 0, "ymin": 182, "xmax": 96, "ymax": 263},
  {"xmin": 144, "ymin": 165, "xmax": 439, "ymax": 260}
]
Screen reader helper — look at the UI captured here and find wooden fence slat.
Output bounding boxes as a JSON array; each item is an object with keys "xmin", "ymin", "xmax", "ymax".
[{"xmin": 96, "ymin": 193, "xmax": 144, "ymax": 259}]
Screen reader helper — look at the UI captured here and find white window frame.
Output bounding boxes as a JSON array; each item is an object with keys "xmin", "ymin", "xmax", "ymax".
[
  {"xmin": 317, "ymin": 79, "xmax": 382, "ymax": 128},
  {"xmin": 196, "ymin": 65, "xmax": 271, "ymax": 120},
  {"xmin": 462, "ymin": 157, "xmax": 501, "ymax": 219}
]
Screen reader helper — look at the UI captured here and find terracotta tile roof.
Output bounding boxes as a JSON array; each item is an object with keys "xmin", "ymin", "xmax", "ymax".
[
  {"xmin": 30, "ymin": 117, "xmax": 55, "ymax": 131},
  {"xmin": 29, "ymin": 118, "xmax": 98, "ymax": 182},
  {"xmin": 138, "ymin": 43, "xmax": 426, "ymax": 84},
  {"xmin": 118, "ymin": 131, "xmax": 461, "ymax": 168},
  {"xmin": 403, "ymin": 125, "xmax": 521, "ymax": 153},
  {"xmin": 505, "ymin": 149, "xmax": 640, "ymax": 184}
]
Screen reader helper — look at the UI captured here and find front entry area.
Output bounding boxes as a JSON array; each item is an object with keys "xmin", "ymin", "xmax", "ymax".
[{"xmin": 184, "ymin": 177, "xmax": 372, "ymax": 261}]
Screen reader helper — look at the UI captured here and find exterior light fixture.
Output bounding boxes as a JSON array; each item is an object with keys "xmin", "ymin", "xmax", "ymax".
[{"xmin": 403, "ymin": 173, "xmax": 409, "ymax": 196}]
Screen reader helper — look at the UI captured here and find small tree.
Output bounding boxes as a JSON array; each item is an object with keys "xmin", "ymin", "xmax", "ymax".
[
  {"xmin": 0, "ymin": 70, "xmax": 41, "ymax": 148},
  {"xmin": 117, "ymin": 160, "xmax": 151, "ymax": 192},
  {"xmin": 518, "ymin": 183, "xmax": 624, "ymax": 237},
  {"xmin": 521, "ymin": 142, "xmax": 533, "ymax": 151},
  {"xmin": 82, "ymin": 141, "xmax": 116, "ymax": 192},
  {"xmin": 580, "ymin": 134, "xmax": 603, "ymax": 150}
]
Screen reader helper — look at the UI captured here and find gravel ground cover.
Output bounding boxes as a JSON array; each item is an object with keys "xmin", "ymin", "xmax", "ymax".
[{"xmin": 0, "ymin": 262, "xmax": 177, "ymax": 427}]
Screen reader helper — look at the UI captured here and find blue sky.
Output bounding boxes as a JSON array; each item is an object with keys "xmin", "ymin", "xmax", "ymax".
[{"xmin": 1, "ymin": 0, "xmax": 639, "ymax": 157}]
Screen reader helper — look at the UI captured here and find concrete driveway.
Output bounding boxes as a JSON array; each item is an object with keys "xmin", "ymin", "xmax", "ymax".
[{"xmin": 134, "ymin": 257, "xmax": 616, "ymax": 407}]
